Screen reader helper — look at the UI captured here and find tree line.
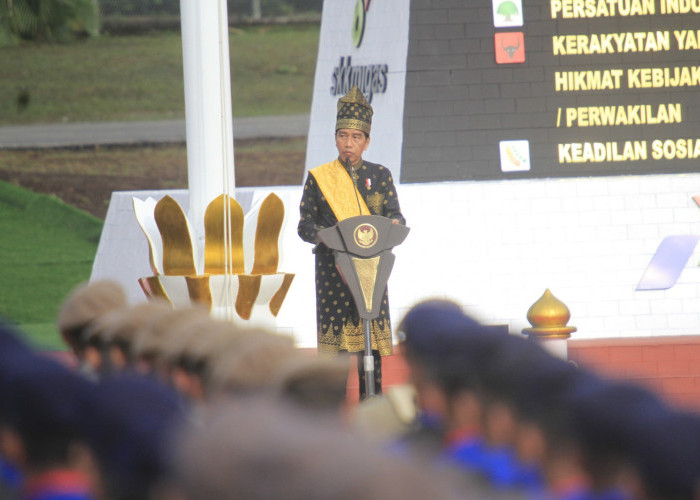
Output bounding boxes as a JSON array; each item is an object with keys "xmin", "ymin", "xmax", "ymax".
[{"xmin": 0, "ymin": 0, "xmax": 322, "ymax": 44}]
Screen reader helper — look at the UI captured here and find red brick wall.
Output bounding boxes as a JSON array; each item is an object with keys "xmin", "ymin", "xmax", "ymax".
[{"xmin": 568, "ymin": 336, "xmax": 700, "ymax": 412}]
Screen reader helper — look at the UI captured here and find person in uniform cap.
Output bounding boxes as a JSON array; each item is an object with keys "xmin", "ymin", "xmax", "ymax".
[
  {"xmin": 0, "ymin": 354, "xmax": 95, "ymax": 500},
  {"xmin": 298, "ymin": 85, "xmax": 405, "ymax": 400},
  {"xmin": 506, "ymin": 353, "xmax": 587, "ymax": 500},
  {"xmin": 568, "ymin": 375, "xmax": 700, "ymax": 500},
  {"xmin": 81, "ymin": 309, "xmax": 124, "ymax": 379},
  {"xmin": 80, "ymin": 374, "xmax": 188, "ymax": 500},
  {"xmin": 158, "ymin": 315, "xmax": 227, "ymax": 402},
  {"xmin": 479, "ymin": 334, "xmax": 586, "ymax": 498},
  {"xmin": 0, "ymin": 322, "xmax": 35, "ymax": 498},
  {"xmin": 449, "ymin": 333, "xmax": 541, "ymax": 493},
  {"xmin": 56, "ymin": 280, "xmax": 127, "ymax": 377},
  {"xmin": 163, "ymin": 317, "xmax": 257, "ymax": 402},
  {"xmin": 206, "ymin": 331, "xmax": 297, "ymax": 398},
  {"xmin": 391, "ymin": 299, "xmax": 476, "ymax": 461},
  {"xmin": 429, "ymin": 321, "xmax": 508, "ymax": 480},
  {"xmin": 395, "ymin": 299, "xmax": 527, "ymax": 499},
  {"xmin": 130, "ymin": 304, "xmax": 210, "ymax": 384},
  {"xmin": 99, "ymin": 300, "xmax": 173, "ymax": 375},
  {"xmin": 271, "ymin": 354, "xmax": 350, "ymax": 415}
]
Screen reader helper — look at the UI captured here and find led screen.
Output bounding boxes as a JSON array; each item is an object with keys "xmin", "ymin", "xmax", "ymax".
[{"xmin": 400, "ymin": 0, "xmax": 700, "ymax": 182}]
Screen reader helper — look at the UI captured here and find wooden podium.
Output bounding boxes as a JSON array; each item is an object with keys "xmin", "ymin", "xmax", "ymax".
[{"xmin": 318, "ymin": 215, "xmax": 409, "ymax": 397}]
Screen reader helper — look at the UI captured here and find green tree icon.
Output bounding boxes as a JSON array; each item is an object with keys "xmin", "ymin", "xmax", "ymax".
[{"xmin": 497, "ymin": 1, "xmax": 519, "ymax": 22}]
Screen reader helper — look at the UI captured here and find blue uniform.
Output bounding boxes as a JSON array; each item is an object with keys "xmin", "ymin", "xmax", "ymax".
[{"xmin": 482, "ymin": 446, "xmax": 544, "ymax": 492}]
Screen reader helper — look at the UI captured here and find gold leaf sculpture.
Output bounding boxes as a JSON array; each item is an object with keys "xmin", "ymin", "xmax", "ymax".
[
  {"xmin": 204, "ymin": 194, "xmax": 245, "ymax": 275},
  {"xmin": 251, "ymin": 192, "xmax": 284, "ymax": 275},
  {"xmin": 155, "ymin": 195, "xmax": 197, "ymax": 276},
  {"xmin": 134, "ymin": 192, "xmax": 294, "ymax": 322}
]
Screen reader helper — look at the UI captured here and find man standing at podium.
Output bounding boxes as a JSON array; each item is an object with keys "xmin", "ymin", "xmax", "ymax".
[{"xmin": 298, "ymin": 85, "xmax": 405, "ymax": 399}]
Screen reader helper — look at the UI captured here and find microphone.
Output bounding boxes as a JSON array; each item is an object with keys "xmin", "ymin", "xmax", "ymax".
[
  {"xmin": 345, "ymin": 156, "xmax": 358, "ymax": 180},
  {"xmin": 344, "ymin": 156, "xmax": 364, "ymax": 215}
]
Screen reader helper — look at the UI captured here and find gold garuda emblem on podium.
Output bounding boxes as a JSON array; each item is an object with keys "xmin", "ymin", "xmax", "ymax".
[
  {"xmin": 354, "ymin": 223, "xmax": 378, "ymax": 249},
  {"xmin": 133, "ymin": 193, "xmax": 294, "ymax": 322}
]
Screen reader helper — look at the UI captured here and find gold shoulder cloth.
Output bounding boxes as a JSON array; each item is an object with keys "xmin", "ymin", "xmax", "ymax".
[{"xmin": 310, "ymin": 159, "xmax": 370, "ymax": 221}]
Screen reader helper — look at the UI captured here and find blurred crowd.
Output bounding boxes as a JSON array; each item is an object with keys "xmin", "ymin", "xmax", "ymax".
[{"xmin": 0, "ymin": 280, "xmax": 698, "ymax": 500}]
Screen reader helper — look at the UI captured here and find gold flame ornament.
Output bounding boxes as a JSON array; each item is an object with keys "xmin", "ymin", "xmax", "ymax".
[{"xmin": 133, "ymin": 193, "xmax": 294, "ymax": 322}]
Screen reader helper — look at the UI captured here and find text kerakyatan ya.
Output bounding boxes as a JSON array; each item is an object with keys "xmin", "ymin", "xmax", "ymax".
[
  {"xmin": 554, "ymin": 30, "xmax": 700, "ymax": 54},
  {"xmin": 558, "ymin": 139, "xmax": 700, "ymax": 162}
]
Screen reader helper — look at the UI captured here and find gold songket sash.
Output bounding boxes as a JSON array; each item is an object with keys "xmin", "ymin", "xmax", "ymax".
[{"xmin": 310, "ymin": 159, "xmax": 370, "ymax": 221}]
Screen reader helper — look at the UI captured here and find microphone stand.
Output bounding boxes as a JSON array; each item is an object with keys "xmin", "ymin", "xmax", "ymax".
[
  {"xmin": 344, "ymin": 156, "xmax": 376, "ymax": 397},
  {"xmin": 345, "ymin": 157, "xmax": 365, "ymax": 218}
]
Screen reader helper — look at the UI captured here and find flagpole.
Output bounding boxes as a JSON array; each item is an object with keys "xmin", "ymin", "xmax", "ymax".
[{"xmin": 179, "ymin": 0, "xmax": 236, "ymax": 274}]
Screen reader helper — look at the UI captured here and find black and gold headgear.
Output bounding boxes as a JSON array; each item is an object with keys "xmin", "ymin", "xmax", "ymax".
[{"xmin": 335, "ymin": 86, "xmax": 373, "ymax": 135}]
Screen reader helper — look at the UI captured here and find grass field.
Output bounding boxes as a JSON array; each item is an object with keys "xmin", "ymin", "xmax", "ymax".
[
  {"xmin": 0, "ymin": 182, "xmax": 103, "ymax": 349},
  {"xmin": 0, "ymin": 24, "xmax": 319, "ymax": 125}
]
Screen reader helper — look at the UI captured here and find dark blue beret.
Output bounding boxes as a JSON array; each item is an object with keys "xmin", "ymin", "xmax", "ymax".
[
  {"xmin": 81, "ymin": 374, "xmax": 188, "ymax": 496},
  {"xmin": 480, "ymin": 334, "xmax": 552, "ymax": 397},
  {"xmin": 571, "ymin": 377, "xmax": 700, "ymax": 498},
  {"xmin": 2, "ymin": 354, "xmax": 91, "ymax": 442},
  {"xmin": 398, "ymin": 300, "xmax": 492, "ymax": 367},
  {"xmin": 0, "ymin": 320, "xmax": 32, "ymax": 356},
  {"xmin": 565, "ymin": 375, "xmax": 700, "ymax": 496},
  {"xmin": 630, "ymin": 406, "xmax": 700, "ymax": 498},
  {"xmin": 567, "ymin": 376, "xmax": 668, "ymax": 451},
  {"xmin": 434, "ymin": 326, "xmax": 510, "ymax": 392},
  {"xmin": 513, "ymin": 352, "xmax": 578, "ymax": 420}
]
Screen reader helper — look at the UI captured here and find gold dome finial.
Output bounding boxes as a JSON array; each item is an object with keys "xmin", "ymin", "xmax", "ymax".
[{"xmin": 522, "ymin": 288, "xmax": 576, "ymax": 340}]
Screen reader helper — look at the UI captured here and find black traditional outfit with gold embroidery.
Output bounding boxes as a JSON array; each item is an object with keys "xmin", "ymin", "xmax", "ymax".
[
  {"xmin": 298, "ymin": 86, "xmax": 405, "ymax": 397},
  {"xmin": 299, "ymin": 159, "xmax": 404, "ymax": 353}
]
